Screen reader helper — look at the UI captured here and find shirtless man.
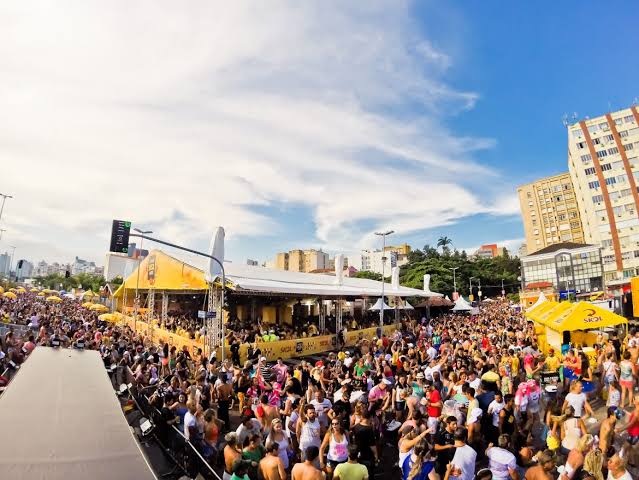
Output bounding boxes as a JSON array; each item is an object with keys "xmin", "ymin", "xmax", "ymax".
[
  {"xmin": 292, "ymin": 446, "xmax": 325, "ymax": 480},
  {"xmin": 257, "ymin": 394, "xmax": 281, "ymax": 435},
  {"xmin": 223, "ymin": 433, "xmax": 242, "ymax": 480},
  {"xmin": 216, "ymin": 377, "xmax": 233, "ymax": 431},
  {"xmin": 259, "ymin": 442, "xmax": 287, "ymax": 480},
  {"xmin": 599, "ymin": 406, "xmax": 617, "ymax": 456}
]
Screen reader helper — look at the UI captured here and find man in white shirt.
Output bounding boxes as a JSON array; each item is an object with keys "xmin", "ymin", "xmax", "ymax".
[
  {"xmin": 563, "ymin": 381, "xmax": 592, "ymax": 418},
  {"xmin": 450, "ymin": 427, "xmax": 477, "ymax": 480},
  {"xmin": 486, "ymin": 435, "xmax": 518, "ymax": 480},
  {"xmin": 183, "ymin": 400, "xmax": 198, "ymax": 442},
  {"xmin": 310, "ymin": 389, "xmax": 333, "ymax": 429},
  {"xmin": 487, "ymin": 392, "xmax": 505, "ymax": 445}
]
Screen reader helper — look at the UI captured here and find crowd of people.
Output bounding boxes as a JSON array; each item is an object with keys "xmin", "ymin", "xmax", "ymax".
[{"xmin": 2, "ymin": 290, "xmax": 639, "ymax": 480}]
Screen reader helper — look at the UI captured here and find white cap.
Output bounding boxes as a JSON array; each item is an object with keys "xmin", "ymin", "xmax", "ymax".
[
  {"xmin": 260, "ymin": 356, "xmax": 266, "ymax": 362},
  {"xmin": 382, "ymin": 378, "xmax": 392, "ymax": 385}
]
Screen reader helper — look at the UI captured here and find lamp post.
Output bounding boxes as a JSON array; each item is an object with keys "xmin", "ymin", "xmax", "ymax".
[
  {"xmin": 133, "ymin": 228, "xmax": 152, "ymax": 331},
  {"xmin": 449, "ymin": 267, "xmax": 459, "ymax": 298},
  {"xmin": 375, "ymin": 230, "xmax": 394, "ymax": 331},
  {"xmin": 469, "ymin": 276, "xmax": 475, "ymax": 300},
  {"xmin": 0, "ymin": 193, "xmax": 13, "ymax": 225}
]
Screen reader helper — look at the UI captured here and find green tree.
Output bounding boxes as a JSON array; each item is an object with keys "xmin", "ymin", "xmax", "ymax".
[{"xmin": 436, "ymin": 236, "xmax": 453, "ymax": 253}]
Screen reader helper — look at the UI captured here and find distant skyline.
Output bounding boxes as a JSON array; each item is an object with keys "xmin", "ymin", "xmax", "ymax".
[{"xmin": 1, "ymin": 2, "xmax": 638, "ymax": 265}]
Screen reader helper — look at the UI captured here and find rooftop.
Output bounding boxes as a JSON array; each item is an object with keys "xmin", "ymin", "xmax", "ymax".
[{"xmin": 526, "ymin": 242, "xmax": 594, "ymax": 256}]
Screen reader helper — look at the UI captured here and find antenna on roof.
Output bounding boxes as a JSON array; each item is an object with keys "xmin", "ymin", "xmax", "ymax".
[
  {"xmin": 572, "ymin": 112, "xmax": 578, "ymax": 122},
  {"xmin": 562, "ymin": 113, "xmax": 568, "ymax": 127}
]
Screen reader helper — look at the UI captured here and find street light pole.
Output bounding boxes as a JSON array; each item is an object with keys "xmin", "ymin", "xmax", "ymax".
[
  {"xmin": 375, "ymin": 230, "xmax": 394, "ymax": 331},
  {"xmin": 449, "ymin": 267, "xmax": 459, "ymax": 297},
  {"xmin": 469, "ymin": 276, "xmax": 475, "ymax": 299},
  {"xmin": 0, "ymin": 193, "xmax": 13, "ymax": 225},
  {"xmin": 133, "ymin": 228, "xmax": 153, "ymax": 331}
]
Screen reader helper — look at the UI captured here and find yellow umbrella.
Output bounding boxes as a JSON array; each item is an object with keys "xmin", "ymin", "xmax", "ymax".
[
  {"xmin": 98, "ymin": 313, "xmax": 115, "ymax": 322},
  {"xmin": 3, "ymin": 291, "xmax": 17, "ymax": 299},
  {"xmin": 83, "ymin": 290, "xmax": 95, "ymax": 298},
  {"xmin": 37, "ymin": 291, "xmax": 46, "ymax": 297},
  {"xmin": 16, "ymin": 287, "xmax": 26, "ymax": 294},
  {"xmin": 9, "ymin": 288, "xmax": 17, "ymax": 293},
  {"xmin": 46, "ymin": 296, "xmax": 63, "ymax": 303},
  {"xmin": 0, "ymin": 286, "xmax": 4, "ymax": 294},
  {"xmin": 82, "ymin": 302, "xmax": 94, "ymax": 308},
  {"xmin": 30, "ymin": 288, "xmax": 39, "ymax": 293},
  {"xmin": 90, "ymin": 303, "xmax": 109, "ymax": 312}
]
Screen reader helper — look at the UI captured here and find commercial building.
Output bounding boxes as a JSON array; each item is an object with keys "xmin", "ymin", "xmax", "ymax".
[
  {"xmin": 271, "ymin": 249, "xmax": 329, "ymax": 273},
  {"xmin": 473, "ymin": 244, "xmax": 506, "ymax": 259},
  {"xmin": 15, "ymin": 259, "xmax": 34, "ymax": 279},
  {"xmin": 518, "ymin": 172, "xmax": 586, "ymax": 254},
  {"xmin": 0, "ymin": 252, "xmax": 10, "ymax": 276},
  {"xmin": 520, "ymin": 242, "xmax": 604, "ymax": 303},
  {"xmin": 71, "ymin": 256, "xmax": 98, "ymax": 275},
  {"xmin": 568, "ymin": 105, "xmax": 639, "ymax": 290},
  {"xmin": 348, "ymin": 245, "xmax": 410, "ymax": 275}
]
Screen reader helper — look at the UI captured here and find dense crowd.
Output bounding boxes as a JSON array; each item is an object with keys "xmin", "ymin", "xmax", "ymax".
[{"xmin": 2, "ymin": 291, "xmax": 639, "ymax": 480}]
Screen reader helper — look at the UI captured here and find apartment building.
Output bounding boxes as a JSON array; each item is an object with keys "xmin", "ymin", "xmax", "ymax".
[
  {"xmin": 568, "ymin": 105, "xmax": 639, "ymax": 290},
  {"xmin": 518, "ymin": 172, "xmax": 586, "ymax": 254},
  {"xmin": 271, "ymin": 249, "xmax": 329, "ymax": 273}
]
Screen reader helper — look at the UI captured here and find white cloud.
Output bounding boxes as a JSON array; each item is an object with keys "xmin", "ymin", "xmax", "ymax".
[{"xmin": 0, "ymin": 1, "xmax": 512, "ymax": 264}]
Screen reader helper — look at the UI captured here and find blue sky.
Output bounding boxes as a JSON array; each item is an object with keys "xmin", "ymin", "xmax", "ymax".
[{"xmin": 2, "ymin": 2, "xmax": 639, "ymax": 266}]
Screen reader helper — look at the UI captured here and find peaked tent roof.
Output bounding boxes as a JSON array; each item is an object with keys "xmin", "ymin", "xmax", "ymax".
[
  {"xmin": 535, "ymin": 301, "xmax": 573, "ymax": 326},
  {"xmin": 543, "ymin": 301, "xmax": 628, "ymax": 332},
  {"xmin": 369, "ymin": 298, "xmax": 392, "ymax": 311},
  {"xmin": 452, "ymin": 296, "xmax": 473, "ymax": 311},
  {"xmin": 527, "ymin": 291, "xmax": 548, "ymax": 312},
  {"xmin": 113, "ymin": 250, "xmax": 441, "ymax": 299},
  {"xmin": 525, "ymin": 300, "xmax": 559, "ymax": 323}
]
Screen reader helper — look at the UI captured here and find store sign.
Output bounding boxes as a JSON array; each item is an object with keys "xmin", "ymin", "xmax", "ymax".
[
  {"xmin": 109, "ymin": 220, "xmax": 131, "ymax": 253},
  {"xmin": 147, "ymin": 254, "xmax": 156, "ymax": 284}
]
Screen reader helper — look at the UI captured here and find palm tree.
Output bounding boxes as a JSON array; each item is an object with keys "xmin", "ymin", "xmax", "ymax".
[{"xmin": 437, "ymin": 236, "xmax": 453, "ymax": 253}]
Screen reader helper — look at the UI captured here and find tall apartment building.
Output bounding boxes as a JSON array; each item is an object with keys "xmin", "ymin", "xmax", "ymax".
[
  {"xmin": 568, "ymin": 105, "xmax": 639, "ymax": 289},
  {"xmin": 271, "ymin": 249, "xmax": 329, "ymax": 273},
  {"xmin": 518, "ymin": 172, "xmax": 586, "ymax": 254}
]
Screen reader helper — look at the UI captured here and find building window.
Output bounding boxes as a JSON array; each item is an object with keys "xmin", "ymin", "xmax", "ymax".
[
  {"xmin": 624, "ymin": 115, "xmax": 634, "ymax": 123},
  {"xmin": 601, "ymin": 163, "xmax": 612, "ymax": 171},
  {"xmin": 616, "ymin": 174, "xmax": 628, "ymax": 184},
  {"xmin": 621, "ymin": 188, "xmax": 632, "ymax": 197},
  {"xmin": 615, "ymin": 118, "xmax": 623, "ymax": 126},
  {"xmin": 620, "ymin": 130, "xmax": 629, "ymax": 138},
  {"xmin": 611, "ymin": 160, "xmax": 624, "ymax": 170},
  {"xmin": 527, "ymin": 191, "xmax": 532, "ymax": 198},
  {"xmin": 558, "ymin": 214, "xmax": 567, "ymax": 221},
  {"xmin": 608, "ymin": 147, "xmax": 619, "ymax": 155},
  {"xmin": 624, "ymin": 143, "xmax": 634, "ymax": 151},
  {"xmin": 581, "ymin": 154, "xmax": 592, "ymax": 163},
  {"xmin": 584, "ymin": 167, "xmax": 596, "ymax": 175},
  {"xmin": 596, "ymin": 150, "xmax": 608, "ymax": 158},
  {"xmin": 589, "ymin": 181, "xmax": 600, "ymax": 189},
  {"xmin": 605, "ymin": 177, "xmax": 616, "ymax": 186},
  {"xmin": 602, "ymin": 239, "xmax": 613, "ymax": 248},
  {"xmin": 592, "ymin": 194, "xmax": 604, "ymax": 203},
  {"xmin": 577, "ymin": 142, "xmax": 586, "ymax": 149},
  {"xmin": 570, "ymin": 221, "xmax": 581, "ymax": 229},
  {"xmin": 624, "ymin": 269, "xmax": 636, "ymax": 278},
  {"xmin": 613, "ymin": 206, "xmax": 624, "ymax": 215}
]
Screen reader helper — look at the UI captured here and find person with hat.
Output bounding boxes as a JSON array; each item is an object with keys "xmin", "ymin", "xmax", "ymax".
[{"xmin": 422, "ymin": 380, "xmax": 443, "ymax": 432}]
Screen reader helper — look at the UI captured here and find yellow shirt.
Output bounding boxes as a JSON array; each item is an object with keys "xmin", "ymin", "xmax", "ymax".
[
  {"xmin": 544, "ymin": 355, "xmax": 561, "ymax": 372},
  {"xmin": 511, "ymin": 356, "xmax": 520, "ymax": 374}
]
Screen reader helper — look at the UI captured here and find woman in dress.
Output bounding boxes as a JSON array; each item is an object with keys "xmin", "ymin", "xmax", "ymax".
[
  {"xmin": 619, "ymin": 351, "xmax": 635, "ymax": 408},
  {"xmin": 265, "ymin": 418, "xmax": 292, "ymax": 470},
  {"xmin": 402, "ymin": 439, "xmax": 438, "ymax": 480}
]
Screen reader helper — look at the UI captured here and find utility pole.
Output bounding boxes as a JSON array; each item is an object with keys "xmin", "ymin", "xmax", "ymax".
[
  {"xmin": 133, "ymin": 228, "xmax": 153, "ymax": 331},
  {"xmin": 449, "ymin": 267, "xmax": 459, "ymax": 299}
]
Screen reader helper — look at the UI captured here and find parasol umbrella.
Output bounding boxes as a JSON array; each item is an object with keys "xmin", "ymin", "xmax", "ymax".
[
  {"xmin": 98, "ymin": 313, "xmax": 115, "ymax": 322},
  {"xmin": 3, "ymin": 291, "xmax": 17, "ymax": 299},
  {"xmin": 82, "ymin": 302, "xmax": 94, "ymax": 308},
  {"xmin": 0, "ymin": 286, "xmax": 4, "ymax": 294},
  {"xmin": 46, "ymin": 296, "xmax": 63, "ymax": 303},
  {"xmin": 37, "ymin": 291, "xmax": 46, "ymax": 297},
  {"xmin": 9, "ymin": 288, "xmax": 17, "ymax": 293},
  {"xmin": 83, "ymin": 291, "xmax": 95, "ymax": 298},
  {"xmin": 30, "ymin": 288, "xmax": 39, "ymax": 293},
  {"xmin": 90, "ymin": 303, "xmax": 109, "ymax": 312},
  {"xmin": 16, "ymin": 287, "xmax": 26, "ymax": 294}
]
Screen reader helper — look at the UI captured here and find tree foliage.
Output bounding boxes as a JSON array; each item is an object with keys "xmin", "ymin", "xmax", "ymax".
[
  {"xmin": 34, "ymin": 273, "xmax": 106, "ymax": 292},
  {"xmin": 399, "ymin": 242, "xmax": 521, "ymax": 298}
]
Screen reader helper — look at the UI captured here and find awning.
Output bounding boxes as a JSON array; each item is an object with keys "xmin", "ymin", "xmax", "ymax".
[{"xmin": 114, "ymin": 250, "xmax": 441, "ymax": 299}]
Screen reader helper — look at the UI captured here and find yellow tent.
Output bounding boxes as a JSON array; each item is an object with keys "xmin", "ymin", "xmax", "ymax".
[
  {"xmin": 544, "ymin": 301, "xmax": 628, "ymax": 332},
  {"xmin": 535, "ymin": 302, "xmax": 574, "ymax": 327},
  {"xmin": 46, "ymin": 296, "xmax": 63, "ymax": 303},
  {"xmin": 525, "ymin": 301, "xmax": 559, "ymax": 323},
  {"xmin": 3, "ymin": 291, "xmax": 17, "ymax": 299},
  {"xmin": 112, "ymin": 250, "xmax": 209, "ymax": 298}
]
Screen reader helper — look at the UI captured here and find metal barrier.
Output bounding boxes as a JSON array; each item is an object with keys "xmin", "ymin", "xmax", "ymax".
[
  {"xmin": 0, "ymin": 323, "xmax": 32, "ymax": 340},
  {"xmin": 124, "ymin": 371, "xmax": 223, "ymax": 480}
]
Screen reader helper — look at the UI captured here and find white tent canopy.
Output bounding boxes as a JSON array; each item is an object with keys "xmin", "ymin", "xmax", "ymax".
[
  {"xmin": 452, "ymin": 296, "xmax": 473, "ymax": 312},
  {"xmin": 401, "ymin": 300, "xmax": 414, "ymax": 310},
  {"xmin": 527, "ymin": 291, "xmax": 548, "ymax": 311},
  {"xmin": 369, "ymin": 298, "xmax": 392, "ymax": 311}
]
